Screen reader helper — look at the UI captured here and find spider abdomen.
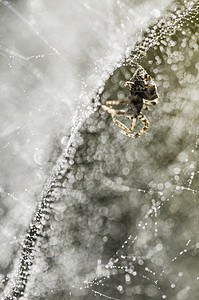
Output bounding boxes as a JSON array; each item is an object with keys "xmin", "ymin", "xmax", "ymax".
[{"xmin": 127, "ymin": 94, "xmax": 143, "ymax": 117}]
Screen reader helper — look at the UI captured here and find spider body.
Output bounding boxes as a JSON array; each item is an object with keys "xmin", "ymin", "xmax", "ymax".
[
  {"xmin": 101, "ymin": 65, "xmax": 159, "ymax": 138},
  {"xmin": 126, "ymin": 93, "xmax": 143, "ymax": 118}
]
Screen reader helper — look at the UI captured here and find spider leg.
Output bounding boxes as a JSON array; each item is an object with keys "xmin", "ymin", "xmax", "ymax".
[
  {"xmin": 143, "ymin": 98, "xmax": 159, "ymax": 106},
  {"xmin": 106, "ymin": 99, "xmax": 130, "ymax": 106},
  {"xmin": 120, "ymin": 113, "xmax": 149, "ymax": 139},
  {"xmin": 101, "ymin": 105, "xmax": 128, "ymax": 116},
  {"xmin": 124, "ymin": 81, "xmax": 134, "ymax": 87},
  {"xmin": 113, "ymin": 116, "xmax": 136, "ymax": 133},
  {"xmin": 112, "ymin": 116, "xmax": 132, "ymax": 132},
  {"xmin": 102, "ymin": 105, "xmax": 135, "ymax": 133},
  {"xmin": 126, "ymin": 117, "xmax": 136, "ymax": 132},
  {"xmin": 142, "ymin": 104, "xmax": 149, "ymax": 110}
]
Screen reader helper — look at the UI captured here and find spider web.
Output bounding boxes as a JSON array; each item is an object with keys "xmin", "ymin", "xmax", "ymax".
[{"xmin": 1, "ymin": 0, "xmax": 199, "ymax": 299}]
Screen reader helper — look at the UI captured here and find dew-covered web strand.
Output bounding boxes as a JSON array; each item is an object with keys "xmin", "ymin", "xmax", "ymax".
[
  {"xmin": 127, "ymin": 0, "xmax": 199, "ymax": 65},
  {"xmin": 0, "ymin": 44, "xmax": 58, "ymax": 61},
  {"xmin": 102, "ymin": 147, "xmax": 199, "ymax": 285},
  {"xmin": 1, "ymin": 103, "xmax": 95, "ymax": 299},
  {"xmin": 92, "ymin": 289, "xmax": 120, "ymax": 300},
  {"xmin": 84, "ymin": 166, "xmax": 199, "ymax": 299},
  {"xmin": 0, "ymin": 0, "xmax": 69, "ymax": 65}
]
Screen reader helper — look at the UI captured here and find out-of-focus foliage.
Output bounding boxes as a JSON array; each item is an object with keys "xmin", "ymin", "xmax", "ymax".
[{"xmin": 1, "ymin": 0, "xmax": 199, "ymax": 300}]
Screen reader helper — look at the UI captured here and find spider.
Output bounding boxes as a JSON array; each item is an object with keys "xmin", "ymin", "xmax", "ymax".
[{"xmin": 101, "ymin": 65, "xmax": 159, "ymax": 138}]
